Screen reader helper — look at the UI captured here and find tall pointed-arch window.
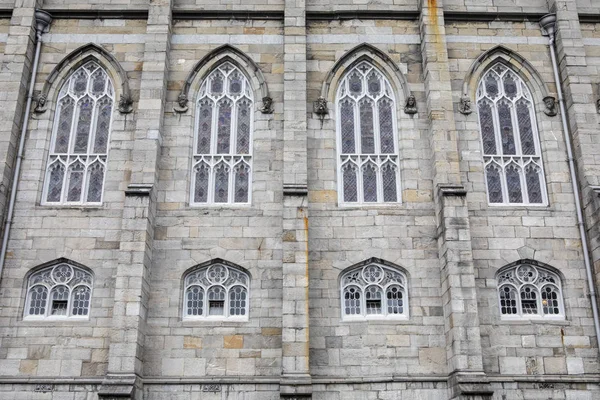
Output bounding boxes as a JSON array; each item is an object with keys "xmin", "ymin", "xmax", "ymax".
[
  {"xmin": 192, "ymin": 62, "xmax": 253, "ymax": 205},
  {"xmin": 496, "ymin": 261, "xmax": 564, "ymax": 320},
  {"xmin": 477, "ymin": 63, "xmax": 547, "ymax": 206},
  {"xmin": 24, "ymin": 261, "xmax": 93, "ymax": 319},
  {"xmin": 183, "ymin": 261, "xmax": 250, "ymax": 320},
  {"xmin": 336, "ymin": 61, "xmax": 401, "ymax": 205},
  {"xmin": 43, "ymin": 61, "xmax": 114, "ymax": 205}
]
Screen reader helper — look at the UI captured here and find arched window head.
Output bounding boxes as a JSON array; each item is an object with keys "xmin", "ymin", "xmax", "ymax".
[
  {"xmin": 336, "ymin": 62, "xmax": 401, "ymax": 205},
  {"xmin": 43, "ymin": 61, "xmax": 114, "ymax": 205},
  {"xmin": 496, "ymin": 261, "xmax": 564, "ymax": 320},
  {"xmin": 192, "ymin": 62, "xmax": 253, "ymax": 206},
  {"xmin": 24, "ymin": 261, "xmax": 93, "ymax": 319},
  {"xmin": 340, "ymin": 260, "xmax": 408, "ymax": 320},
  {"xmin": 183, "ymin": 261, "xmax": 250, "ymax": 320},
  {"xmin": 477, "ymin": 63, "xmax": 547, "ymax": 206}
]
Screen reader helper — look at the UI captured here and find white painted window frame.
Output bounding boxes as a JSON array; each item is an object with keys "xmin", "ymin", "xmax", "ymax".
[
  {"xmin": 477, "ymin": 63, "xmax": 548, "ymax": 206},
  {"xmin": 24, "ymin": 263, "xmax": 93, "ymax": 320},
  {"xmin": 42, "ymin": 61, "xmax": 114, "ymax": 206},
  {"xmin": 182, "ymin": 263, "xmax": 250, "ymax": 321},
  {"xmin": 335, "ymin": 61, "xmax": 402, "ymax": 206},
  {"xmin": 340, "ymin": 262, "xmax": 409, "ymax": 321},
  {"xmin": 496, "ymin": 263, "xmax": 565, "ymax": 321},
  {"xmin": 190, "ymin": 62, "xmax": 254, "ymax": 207}
]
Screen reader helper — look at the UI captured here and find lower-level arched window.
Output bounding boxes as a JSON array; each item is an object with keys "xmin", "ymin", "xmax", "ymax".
[
  {"xmin": 340, "ymin": 260, "xmax": 408, "ymax": 320},
  {"xmin": 183, "ymin": 261, "xmax": 250, "ymax": 320},
  {"xmin": 496, "ymin": 261, "xmax": 564, "ymax": 319},
  {"xmin": 24, "ymin": 261, "xmax": 93, "ymax": 319}
]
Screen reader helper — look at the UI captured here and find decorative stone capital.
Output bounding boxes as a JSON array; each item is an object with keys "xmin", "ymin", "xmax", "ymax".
[{"xmin": 543, "ymin": 95, "xmax": 558, "ymax": 116}]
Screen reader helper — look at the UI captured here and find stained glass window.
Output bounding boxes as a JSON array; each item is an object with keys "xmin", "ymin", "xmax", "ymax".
[
  {"xmin": 24, "ymin": 262, "xmax": 93, "ymax": 319},
  {"xmin": 192, "ymin": 63, "xmax": 253, "ymax": 205},
  {"xmin": 340, "ymin": 261, "xmax": 408, "ymax": 320},
  {"xmin": 336, "ymin": 62, "xmax": 401, "ymax": 204},
  {"xmin": 477, "ymin": 63, "xmax": 547, "ymax": 205},
  {"xmin": 496, "ymin": 262, "xmax": 564, "ymax": 319},
  {"xmin": 183, "ymin": 261, "xmax": 250, "ymax": 319},
  {"xmin": 44, "ymin": 61, "xmax": 113, "ymax": 205}
]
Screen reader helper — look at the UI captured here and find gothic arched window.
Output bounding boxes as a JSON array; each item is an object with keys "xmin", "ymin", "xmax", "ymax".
[
  {"xmin": 24, "ymin": 262, "xmax": 93, "ymax": 319},
  {"xmin": 496, "ymin": 262, "xmax": 564, "ymax": 319},
  {"xmin": 477, "ymin": 63, "xmax": 547, "ymax": 205},
  {"xmin": 183, "ymin": 261, "xmax": 250, "ymax": 320},
  {"xmin": 43, "ymin": 61, "xmax": 114, "ymax": 205},
  {"xmin": 336, "ymin": 61, "xmax": 401, "ymax": 205},
  {"xmin": 192, "ymin": 62, "xmax": 253, "ymax": 205},
  {"xmin": 340, "ymin": 261, "xmax": 408, "ymax": 320}
]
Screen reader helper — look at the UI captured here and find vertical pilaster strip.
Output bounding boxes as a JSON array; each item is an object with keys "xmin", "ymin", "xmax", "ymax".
[
  {"xmin": 281, "ymin": 0, "xmax": 311, "ymax": 397},
  {"xmin": 419, "ymin": 1, "xmax": 491, "ymax": 399},
  {"xmin": 99, "ymin": 1, "xmax": 172, "ymax": 399},
  {"xmin": 549, "ymin": 0, "xmax": 600, "ymax": 327},
  {"xmin": 0, "ymin": 0, "xmax": 42, "ymax": 243}
]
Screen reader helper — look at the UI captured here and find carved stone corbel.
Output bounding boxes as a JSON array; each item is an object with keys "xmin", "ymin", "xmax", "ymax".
[
  {"xmin": 259, "ymin": 96, "xmax": 274, "ymax": 114},
  {"xmin": 33, "ymin": 91, "xmax": 48, "ymax": 114},
  {"xmin": 404, "ymin": 94, "xmax": 417, "ymax": 115},
  {"xmin": 118, "ymin": 94, "xmax": 134, "ymax": 114},
  {"xmin": 173, "ymin": 92, "xmax": 189, "ymax": 113},
  {"xmin": 543, "ymin": 96, "xmax": 557, "ymax": 117},
  {"xmin": 313, "ymin": 96, "xmax": 328, "ymax": 117},
  {"xmin": 458, "ymin": 94, "xmax": 473, "ymax": 115}
]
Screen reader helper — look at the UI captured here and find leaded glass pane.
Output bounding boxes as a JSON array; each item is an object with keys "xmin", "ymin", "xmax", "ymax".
[
  {"xmin": 74, "ymin": 97, "xmax": 93, "ymax": 153},
  {"xmin": 526, "ymin": 166, "xmax": 543, "ymax": 204},
  {"xmin": 197, "ymin": 100, "xmax": 213, "ymax": 154},
  {"xmin": 478, "ymin": 101, "xmax": 496, "ymax": 155},
  {"xmin": 86, "ymin": 162, "xmax": 104, "ymax": 203},
  {"xmin": 517, "ymin": 101, "xmax": 535, "ymax": 155},
  {"xmin": 71, "ymin": 286, "xmax": 91, "ymax": 316},
  {"xmin": 340, "ymin": 100, "xmax": 355, "ymax": 154},
  {"xmin": 228, "ymin": 71, "xmax": 243, "ymax": 96},
  {"xmin": 208, "ymin": 286, "xmax": 226, "ymax": 316},
  {"xmin": 344, "ymin": 286, "xmax": 361, "ymax": 315},
  {"xmin": 485, "ymin": 73, "xmax": 499, "ymax": 98},
  {"xmin": 504, "ymin": 73, "xmax": 518, "ymax": 99},
  {"xmin": 229, "ymin": 286, "xmax": 247, "ymax": 316},
  {"xmin": 93, "ymin": 98, "xmax": 112, "ymax": 154},
  {"xmin": 194, "ymin": 163, "xmax": 210, "ymax": 203},
  {"xmin": 367, "ymin": 72, "xmax": 381, "ymax": 97},
  {"xmin": 71, "ymin": 70, "xmax": 88, "ymax": 97},
  {"xmin": 186, "ymin": 286, "xmax": 204, "ymax": 316},
  {"xmin": 28, "ymin": 286, "xmax": 48, "ymax": 316},
  {"xmin": 386, "ymin": 286, "xmax": 404, "ymax": 315},
  {"xmin": 362, "ymin": 163, "xmax": 377, "ymax": 203},
  {"xmin": 211, "ymin": 72, "xmax": 224, "ymax": 95},
  {"xmin": 486, "ymin": 165, "xmax": 503, "ymax": 203},
  {"xmin": 216, "ymin": 101, "xmax": 232, "ymax": 154},
  {"xmin": 50, "ymin": 286, "xmax": 69, "ymax": 316},
  {"xmin": 213, "ymin": 163, "xmax": 229, "ymax": 203},
  {"xmin": 91, "ymin": 69, "xmax": 107, "ymax": 97},
  {"xmin": 382, "ymin": 163, "xmax": 397, "ymax": 202},
  {"xmin": 234, "ymin": 162, "xmax": 250, "ymax": 203},
  {"xmin": 47, "ymin": 162, "xmax": 65, "ymax": 202},
  {"xmin": 378, "ymin": 98, "xmax": 394, "ymax": 154},
  {"xmin": 360, "ymin": 101, "xmax": 374, "ymax": 154},
  {"xmin": 498, "ymin": 102, "xmax": 516, "ymax": 155},
  {"xmin": 66, "ymin": 163, "xmax": 84, "ymax": 202},
  {"xmin": 499, "ymin": 286, "xmax": 518, "ymax": 315},
  {"xmin": 349, "ymin": 71, "xmax": 362, "ymax": 97},
  {"xmin": 365, "ymin": 286, "xmax": 382, "ymax": 315},
  {"xmin": 55, "ymin": 99, "xmax": 75, "ymax": 153},
  {"xmin": 343, "ymin": 163, "xmax": 358, "ymax": 202},
  {"xmin": 520, "ymin": 286, "xmax": 538, "ymax": 315},
  {"xmin": 541, "ymin": 286, "xmax": 560, "ymax": 315},
  {"xmin": 506, "ymin": 165, "xmax": 523, "ymax": 203},
  {"xmin": 236, "ymin": 99, "xmax": 251, "ymax": 154}
]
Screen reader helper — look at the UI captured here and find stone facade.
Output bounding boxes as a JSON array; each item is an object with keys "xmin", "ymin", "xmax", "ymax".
[{"xmin": 0, "ymin": 0, "xmax": 598, "ymax": 399}]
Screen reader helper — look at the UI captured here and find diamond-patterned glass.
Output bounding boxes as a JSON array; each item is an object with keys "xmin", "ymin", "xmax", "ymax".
[
  {"xmin": 378, "ymin": 98, "xmax": 394, "ymax": 154},
  {"xmin": 506, "ymin": 165, "xmax": 523, "ymax": 203},
  {"xmin": 526, "ymin": 166, "xmax": 543, "ymax": 204},
  {"xmin": 362, "ymin": 163, "xmax": 377, "ymax": 202},
  {"xmin": 47, "ymin": 162, "xmax": 65, "ymax": 202},
  {"xmin": 214, "ymin": 163, "xmax": 229, "ymax": 203},
  {"xmin": 91, "ymin": 69, "xmax": 106, "ymax": 97},
  {"xmin": 367, "ymin": 72, "xmax": 381, "ymax": 97},
  {"xmin": 55, "ymin": 99, "xmax": 74, "ymax": 153},
  {"xmin": 349, "ymin": 71, "xmax": 362, "ymax": 97},
  {"xmin": 236, "ymin": 100, "xmax": 251, "ymax": 154},
  {"xmin": 504, "ymin": 73, "xmax": 518, "ymax": 99},
  {"xmin": 71, "ymin": 70, "xmax": 88, "ymax": 97},
  {"xmin": 340, "ymin": 100, "xmax": 355, "ymax": 154},
  {"xmin": 517, "ymin": 101, "xmax": 535, "ymax": 155},
  {"xmin": 228, "ymin": 71, "xmax": 243, "ymax": 96},
  {"xmin": 498, "ymin": 102, "xmax": 516, "ymax": 155},
  {"xmin": 197, "ymin": 100, "xmax": 213, "ymax": 154},
  {"xmin": 66, "ymin": 163, "xmax": 84, "ymax": 202},
  {"xmin": 382, "ymin": 163, "xmax": 397, "ymax": 202},
  {"xmin": 486, "ymin": 165, "xmax": 503, "ymax": 203},
  {"xmin": 74, "ymin": 97, "xmax": 93, "ymax": 153},
  {"xmin": 211, "ymin": 72, "xmax": 224, "ymax": 95},
  {"xmin": 93, "ymin": 98, "xmax": 112, "ymax": 154},
  {"xmin": 86, "ymin": 162, "xmax": 104, "ymax": 203},
  {"xmin": 485, "ymin": 73, "xmax": 499, "ymax": 98},
  {"xmin": 478, "ymin": 101, "xmax": 496, "ymax": 155},
  {"xmin": 360, "ymin": 101, "xmax": 374, "ymax": 154},
  {"xmin": 234, "ymin": 162, "xmax": 250, "ymax": 203},
  {"xmin": 343, "ymin": 164, "xmax": 358, "ymax": 202},
  {"xmin": 216, "ymin": 101, "xmax": 232, "ymax": 154}
]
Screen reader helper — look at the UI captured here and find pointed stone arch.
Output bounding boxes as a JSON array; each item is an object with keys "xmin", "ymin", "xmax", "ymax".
[
  {"xmin": 338, "ymin": 257, "xmax": 410, "ymax": 280},
  {"xmin": 320, "ymin": 43, "xmax": 413, "ymax": 105},
  {"xmin": 175, "ymin": 44, "xmax": 272, "ymax": 114},
  {"xmin": 496, "ymin": 258, "xmax": 565, "ymax": 281},
  {"xmin": 461, "ymin": 45, "xmax": 553, "ymax": 113},
  {"xmin": 24, "ymin": 257, "xmax": 95, "ymax": 280},
  {"xmin": 35, "ymin": 43, "xmax": 133, "ymax": 114}
]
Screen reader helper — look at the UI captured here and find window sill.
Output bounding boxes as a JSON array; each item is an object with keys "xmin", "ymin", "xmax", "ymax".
[
  {"xmin": 497, "ymin": 317, "xmax": 569, "ymax": 325},
  {"xmin": 341, "ymin": 315, "xmax": 409, "ymax": 323},
  {"xmin": 180, "ymin": 317, "xmax": 249, "ymax": 326},
  {"xmin": 20, "ymin": 316, "xmax": 91, "ymax": 324}
]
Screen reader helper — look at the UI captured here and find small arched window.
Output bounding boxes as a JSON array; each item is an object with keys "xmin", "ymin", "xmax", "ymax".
[
  {"xmin": 496, "ymin": 262, "xmax": 564, "ymax": 319},
  {"xmin": 340, "ymin": 261, "xmax": 408, "ymax": 320},
  {"xmin": 43, "ymin": 61, "xmax": 114, "ymax": 205},
  {"xmin": 192, "ymin": 62, "xmax": 253, "ymax": 205},
  {"xmin": 477, "ymin": 63, "xmax": 547, "ymax": 206},
  {"xmin": 24, "ymin": 262, "xmax": 93, "ymax": 319},
  {"xmin": 183, "ymin": 261, "xmax": 250, "ymax": 320},
  {"xmin": 336, "ymin": 61, "xmax": 401, "ymax": 205}
]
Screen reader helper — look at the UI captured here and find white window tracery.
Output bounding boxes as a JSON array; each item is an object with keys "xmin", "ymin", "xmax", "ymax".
[
  {"xmin": 183, "ymin": 262, "xmax": 249, "ymax": 320},
  {"xmin": 43, "ymin": 61, "xmax": 114, "ymax": 205},
  {"xmin": 24, "ymin": 262, "xmax": 93, "ymax": 319},
  {"xmin": 340, "ymin": 262, "xmax": 408, "ymax": 320},
  {"xmin": 496, "ymin": 262, "xmax": 564, "ymax": 320},
  {"xmin": 477, "ymin": 63, "xmax": 547, "ymax": 206},
  {"xmin": 336, "ymin": 62, "xmax": 401, "ymax": 205},
  {"xmin": 192, "ymin": 63, "xmax": 253, "ymax": 206}
]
